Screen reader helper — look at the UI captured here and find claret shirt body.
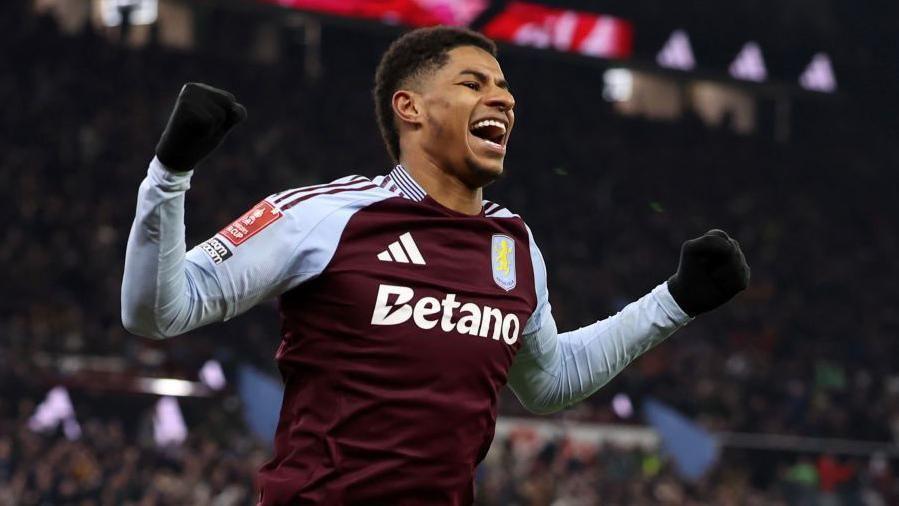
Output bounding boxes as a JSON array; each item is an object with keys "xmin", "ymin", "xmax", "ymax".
[{"xmin": 226, "ymin": 167, "xmax": 541, "ymax": 504}]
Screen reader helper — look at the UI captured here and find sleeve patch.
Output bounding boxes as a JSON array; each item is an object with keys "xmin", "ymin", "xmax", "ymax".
[
  {"xmin": 219, "ymin": 200, "xmax": 282, "ymax": 246},
  {"xmin": 200, "ymin": 237, "xmax": 233, "ymax": 264}
]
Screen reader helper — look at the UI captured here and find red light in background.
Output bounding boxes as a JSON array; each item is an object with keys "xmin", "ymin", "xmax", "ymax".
[
  {"xmin": 483, "ymin": 1, "xmax": 633, "ymax": 59},
  {"xmin": 258, "ymin": 0, "xmax": 488, "ymax": 27}
]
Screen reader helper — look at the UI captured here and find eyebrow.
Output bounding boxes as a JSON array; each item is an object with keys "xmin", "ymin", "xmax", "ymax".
[{"xmin": 457, "ymin": 69, "xmax": 510, "ymax": 90}]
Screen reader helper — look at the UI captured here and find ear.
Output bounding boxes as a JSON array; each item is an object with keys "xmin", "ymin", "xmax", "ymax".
[{"xmin": 392, "ymin": 90, "xmax": 422, "ymax": 128}]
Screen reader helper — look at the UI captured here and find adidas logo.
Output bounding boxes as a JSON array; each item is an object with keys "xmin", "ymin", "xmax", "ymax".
[{"xmin": 377, "ymin": 232, "xmax": 426, "ymax": 265}]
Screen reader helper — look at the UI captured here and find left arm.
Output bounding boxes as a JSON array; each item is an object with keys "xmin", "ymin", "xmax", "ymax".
[
  {"xmin": 508, "ymin": 283, "xmax": 689, "ymax": 414},
  {"xmin": 508, "ymin": 229, "xmax": 749, "ymax": 414}
]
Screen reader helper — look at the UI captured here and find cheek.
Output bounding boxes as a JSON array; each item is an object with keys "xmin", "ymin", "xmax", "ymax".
[
  {"xmin": 427, "ymin": 96, "xmax": 467, "ymax": 132},
  {"xmin": 426, "ymin": 99, "xmax": 466, "ymax": 142},
  {"xmin": 425, "ymin": 114, "xmax": 448, "ymax": 142}
]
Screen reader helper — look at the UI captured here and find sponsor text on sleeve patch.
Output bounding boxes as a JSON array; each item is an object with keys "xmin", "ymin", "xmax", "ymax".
[
  {"xmin": 200, "ymin": 237, "xmax": 233, "ymax": 264},
  {"xmin": 219, "ymin": 200, "xmax": 282, "ymax": 246}
]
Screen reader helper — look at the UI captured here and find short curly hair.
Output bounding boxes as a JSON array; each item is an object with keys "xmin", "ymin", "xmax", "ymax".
[{"xmin": 373, "ymin": 26, "xmax": 497, "ymax": 163}]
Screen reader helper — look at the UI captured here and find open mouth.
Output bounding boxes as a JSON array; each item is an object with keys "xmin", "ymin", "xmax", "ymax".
[{"xmin": 469, "ymin": 119, "xmax": 507, "ymax": 153}]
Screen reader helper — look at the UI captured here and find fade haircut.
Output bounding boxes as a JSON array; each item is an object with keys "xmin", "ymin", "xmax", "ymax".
[{"xmin": 373, "ymin": 26, "xmax": 497, "ymax": 163}]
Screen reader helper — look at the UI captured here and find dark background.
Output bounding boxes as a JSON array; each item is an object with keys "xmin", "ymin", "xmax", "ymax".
[{"xmin": 2, "ymin": 0, "xmax": 898, "ymax": 503}]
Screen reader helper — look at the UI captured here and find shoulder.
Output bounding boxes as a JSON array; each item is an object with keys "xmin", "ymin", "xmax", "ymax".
[
  {"xmin": 482, "ymin": 198, "xmax": 544, "ymax": 263},
  {"xmin": 482, "ymin": 199, "xmax": 520, "ymax": 220},
  {"xmin": 219, "ymin": 175, "xmax": 397, "ymax": 249},
  {"xmin": 482, "ymin": 199, "xmax": 540, "ymax": 242},
  {"xmin": 208, "ymin": 175, "xmax": 396, "ymax": 265},
  {"xmin": 483, "ymin": 200, "xmax": 545, "ymax": 258},
  {"xmin": 482, "ymin": 199, "xmax": 537, "ymax": 242},
  {"xmin": 267, "ymin": 175, "xmax": 396, "ymax": 224}
]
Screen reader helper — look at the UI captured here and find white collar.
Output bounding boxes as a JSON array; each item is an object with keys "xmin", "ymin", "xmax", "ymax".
[{"xmin": 380, "ymin": 164, "xmax": 427, "ymax": 202}]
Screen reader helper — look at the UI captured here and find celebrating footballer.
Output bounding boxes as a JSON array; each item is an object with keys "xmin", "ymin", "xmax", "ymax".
[{"xmin": 122, "ymin": 26, "xmax": 749, "ymax": 505}]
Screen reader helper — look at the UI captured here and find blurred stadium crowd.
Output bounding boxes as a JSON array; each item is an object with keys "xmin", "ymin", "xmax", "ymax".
[{"xmin": 4, "ymin": 0, "xmax": 899, "ymax": 503}]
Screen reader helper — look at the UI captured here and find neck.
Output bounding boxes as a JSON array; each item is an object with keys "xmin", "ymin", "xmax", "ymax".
[{"xmin": 399, "ymin": 153, "xmax": 482, "ymax": 216}]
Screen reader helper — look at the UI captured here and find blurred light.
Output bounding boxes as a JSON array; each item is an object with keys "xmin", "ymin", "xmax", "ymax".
[
  {"xmin": 140, "ymin": 378, "xmax": 197, "ymax": 397},
  {"xmin": 414, "ymin": 0, "xmax": 489, "ymax": 26},
  {"xmin": 62, "ymin": 418, "xmax": 82, "ymax": 440},
  {"xmin": 799, "ymin": 52, "xmax": 837, "ymax": 93},
  {"xmin": 483, "ymin": 2, "xmax": 634, "ymax": 59},
  {"xmin": 199, "ymin": 360, "xmax": 227, "ymax": 391},
  {"xmin": 657, "ymin": 30, "xmax": 695, "ymax": 71},
  {"xmin": 603, "ymin": 68, "xmax": 633, "ymax": 102},
  {"xmin": 28, "ymin": 386, "xmax": 81, "ymax": 440},
  {"xmin": 153, "ymin": 397, "xmax": 187, "ymax": 447},
  {"xmin": 729, "ymin": 42, "xmax": 767, "ymax": 82},
  {"xmin": 260, "ymin": 0, "xmax": 487, "ymax": 27},
  {"xmin": 99, "ymin": 0, "xmax": 158, "ymax": 27},
  {"xmin": 612, "ymin": 392, "xmax": 633, "ymax": 418}
]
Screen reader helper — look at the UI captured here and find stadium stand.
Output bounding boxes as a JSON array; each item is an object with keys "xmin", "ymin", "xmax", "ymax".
[{"xmin": 4, "ymin": 0, "xmax": 898, "ymax": 503}]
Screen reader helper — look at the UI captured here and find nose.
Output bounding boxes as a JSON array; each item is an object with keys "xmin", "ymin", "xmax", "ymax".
[{"xmin": 486, "ymin": 88, "xmax": 515, "ymax": 113}]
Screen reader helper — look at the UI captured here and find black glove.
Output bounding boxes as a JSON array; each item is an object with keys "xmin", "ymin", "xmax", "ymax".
[
  {"xmin": 155, "ymin": 82, "xmax": 247, "ymax": 172},
  {"xmin": 667, "ymin": 229, "xmax": 750, "ymax": 317}
]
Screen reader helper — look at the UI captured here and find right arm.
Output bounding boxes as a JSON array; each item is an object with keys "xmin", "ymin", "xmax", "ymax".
[
  {"xmin": 121, "ymin": 158, "xmax": 208, "ymax": 338},
  {"xmin": 122, "ymin": 82, "xmax": 306, "ymax": 338},
  {"xmin": 120, "ymin": 158, "xmax": 373, "ymax": 339},
  {"xmin": 121, "ymin": 158, "xmax": 303, "ymax": 338},
  {"xmin": 121, "ymin": 82, "xmax": 247, "ymax": 338}
]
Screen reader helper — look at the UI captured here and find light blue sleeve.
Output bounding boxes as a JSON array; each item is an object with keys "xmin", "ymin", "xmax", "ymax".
[
  {"xmin": 507, "ymin": 228, "xmax": 692, "ymax": 414},
  {"xmin": 121, "ymin": 157, "xmax": 380, "ymax": 339}
]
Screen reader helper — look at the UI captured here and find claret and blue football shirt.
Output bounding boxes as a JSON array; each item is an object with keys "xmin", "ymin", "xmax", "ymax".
[{"xmin": 122, "ymin": 159, "xmax": 691, "ymax": 505}]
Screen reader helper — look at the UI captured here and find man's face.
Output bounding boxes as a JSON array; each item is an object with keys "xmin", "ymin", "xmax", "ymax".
[{"xmin": 415, "ymin": 46, "xmax": 515, "ymax": 187}]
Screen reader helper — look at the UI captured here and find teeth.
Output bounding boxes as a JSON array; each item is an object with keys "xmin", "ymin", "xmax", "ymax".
[{"xmin": 471, "ymin": 119, "xmax": 507, "ymax": 134}]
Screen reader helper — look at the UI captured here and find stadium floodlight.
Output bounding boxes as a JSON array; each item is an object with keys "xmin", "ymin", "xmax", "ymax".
[
  {"xmin": 799, "ymin": 52, "xmax": 837, "ymax": 93},
  {"xmin": 603, "ymin": 68, "xmax": 633, "ymax": 102},
  {"xmin": 729, "ymin": 42, "xmax": 767, "ymax": 82},
  {"xmin": 153, "ymin": 397, "xmax": 188, "ymax": 447},
  {"xmin": 99, "ymin": 0, "xmax": 158, "ymax": 27},
  {"xmin": 657, "ymin": 30, "xmax": 696, "ymax": 71}
]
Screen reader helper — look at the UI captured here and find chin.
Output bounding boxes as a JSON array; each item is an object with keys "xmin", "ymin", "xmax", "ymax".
[{"xmin": 465, "ymin": 156, "xmax": 505, "ymax": 187}]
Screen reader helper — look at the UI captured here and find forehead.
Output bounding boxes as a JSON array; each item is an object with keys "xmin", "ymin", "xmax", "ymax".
[{"xmin": 438, "ymin": 46, "xmax": 505, "ymax": 79}]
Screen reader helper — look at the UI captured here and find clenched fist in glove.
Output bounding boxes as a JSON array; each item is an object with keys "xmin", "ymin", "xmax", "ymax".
[
  {"xmin": 155, "ymin": 82, "xmax": 247, "ymax": 172},
  {"xmin": 667, "ymin": 229, "xmax": 750, "ymax": 317}
]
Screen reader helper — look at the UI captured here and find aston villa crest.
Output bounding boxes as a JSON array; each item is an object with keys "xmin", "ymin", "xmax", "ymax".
[{"xmin": 491, "ymin": 234, "xmax": 516, "ymax": 291}]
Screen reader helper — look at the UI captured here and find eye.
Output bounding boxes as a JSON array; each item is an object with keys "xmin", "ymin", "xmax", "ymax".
[{"xmin": 461, "ymin": 81, "xmax": 481, "ymax": 91}]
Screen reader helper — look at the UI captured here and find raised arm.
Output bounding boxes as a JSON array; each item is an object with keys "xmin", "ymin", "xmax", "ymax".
[
  {"xmin": 121, "ymin": 158, "xmax": 312, "ymax": 339},
  {"xmin": 121, "ymin": 82, "xmax": 302, "ymax": 338},
  {"xmin": 121, "ymin": 157, "xmax": 208, "ymax": 339},
  {"xmin": 121, "ymin": 84, "xmax": 384, "ymax": 339},
  {"xmin": 508, "ymin": 229, "xmax": 750, "ymax": 414}
]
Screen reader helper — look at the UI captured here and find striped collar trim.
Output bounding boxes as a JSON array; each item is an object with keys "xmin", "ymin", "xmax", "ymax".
[{"xmin": 385, "ymin": 165, "xmax": 427, "ymax": 202}]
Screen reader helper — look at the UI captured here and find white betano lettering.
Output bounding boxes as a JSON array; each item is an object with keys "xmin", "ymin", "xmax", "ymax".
[
  {"xmin": 479, "ymin": 307, "xmax": 503, "ymax": 340},
  {"xmin": 413, "ymin": 297, "xmax": 441, "ymax": 329},
  {"xmin": 370, "ymin": 285, "xmax": 414, "ymax": 325},
  {"xmin": 370, "ymin": 284, "xmax": 520, "ymax": 344},
  {"xmin": 501, "ymin": 313, "xmax": 520, "ymax": 345},
  {"xmin": 440, "ymin": 293, "xmax": 461, "ymax": 332},
  {"xmin": 456, "ymin": 303, "xmax": 481, "ymax": 336}
]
